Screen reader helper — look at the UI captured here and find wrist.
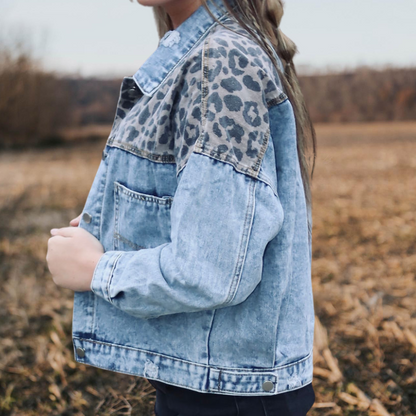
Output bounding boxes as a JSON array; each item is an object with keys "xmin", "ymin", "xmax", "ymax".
[
  {"xmin": 90, "ymin": 251, "xmax": 124, "ymax": 301},
  {"xmin": 78, "ymin": 252, "xmax": 105, "ymax": 292}
]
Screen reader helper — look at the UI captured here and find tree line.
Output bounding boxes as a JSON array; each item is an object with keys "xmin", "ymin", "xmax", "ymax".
[{"xmin": 0, "ymin": 48, "xmax": 415, "ymax": 148}]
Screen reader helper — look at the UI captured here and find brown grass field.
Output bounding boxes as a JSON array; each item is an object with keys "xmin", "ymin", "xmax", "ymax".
[{"xmin": 0, "ymin": 122, "xmax": 415, "ymax": 415}]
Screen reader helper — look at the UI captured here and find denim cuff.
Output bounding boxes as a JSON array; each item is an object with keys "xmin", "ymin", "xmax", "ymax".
[{"xmin": 90, "ymin": 251, "xmax": 123, "ymax": 302}]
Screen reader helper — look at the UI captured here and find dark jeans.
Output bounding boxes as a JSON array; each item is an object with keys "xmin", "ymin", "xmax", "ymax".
[{"xmin": 148, "ymin": 379, "xmax": 315, "ymax": 416}]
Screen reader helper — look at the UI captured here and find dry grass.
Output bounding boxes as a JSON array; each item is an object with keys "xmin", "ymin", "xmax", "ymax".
[
  {"xmin": 310, "ymin": 122, "xmax": 416, "ymax": 415},
  {"xmin": 0, "ymin": 122, "xmax": 415, "ymax": 415}
]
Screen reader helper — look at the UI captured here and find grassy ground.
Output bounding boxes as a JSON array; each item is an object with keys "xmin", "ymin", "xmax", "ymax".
[{"xmin": 0, "ymin": 122, "xmax": 415, "ymax": 415}]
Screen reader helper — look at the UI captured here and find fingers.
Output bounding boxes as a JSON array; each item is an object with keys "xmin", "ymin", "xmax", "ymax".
[
  {"xmin": 50, "ymin": 227, "xmax": 76, "ymax": 237},
  {"xmin": 69, "ymin": 213, "xmax": 82, "ymax": 227}
]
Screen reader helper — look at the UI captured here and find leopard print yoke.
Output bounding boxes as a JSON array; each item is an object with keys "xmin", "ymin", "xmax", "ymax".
[{"xmin": 106, "ymin": 17, "xmax": 288, "ymax": 185}]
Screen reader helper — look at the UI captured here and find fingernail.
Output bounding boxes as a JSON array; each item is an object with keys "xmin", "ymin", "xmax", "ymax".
[{"xmin": 50, "ymin": 229, "xmax": 58, "ymax": 235}]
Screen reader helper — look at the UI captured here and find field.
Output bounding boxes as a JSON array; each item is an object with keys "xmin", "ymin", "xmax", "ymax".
[{"xmin": 0, "ymin": 122, "xmax": 415, "ymax": 415}]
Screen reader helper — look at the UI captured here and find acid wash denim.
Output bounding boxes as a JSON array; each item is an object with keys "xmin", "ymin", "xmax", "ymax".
[{"xmin": 73, "ymin": 0, "xmax": 315, "ymax": 396}]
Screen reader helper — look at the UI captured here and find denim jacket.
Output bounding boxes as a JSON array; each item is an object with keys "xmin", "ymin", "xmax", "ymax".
[{"xmin": 73, "ymin": 0, "xmax": 315, "ymax": 396}]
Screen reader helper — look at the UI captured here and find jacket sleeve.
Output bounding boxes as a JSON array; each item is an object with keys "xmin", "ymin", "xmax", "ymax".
[
  {"xmin": 90, "ymin": 151, "xmax": 283, "ymax": 319},
  {"xmin": 90, "ymin": 35, "xmax": 286, "ymax": 319}
]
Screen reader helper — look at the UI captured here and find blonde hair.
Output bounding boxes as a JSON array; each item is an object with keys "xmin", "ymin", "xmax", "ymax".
[{"xmin": 152, "ymin": 0, "xmax": 317, "ymax": 213}]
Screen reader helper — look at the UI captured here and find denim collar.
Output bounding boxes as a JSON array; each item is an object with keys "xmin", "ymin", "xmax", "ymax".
[{"xmin": 133, "ymin": 0, "xmax": 229, "ymax": 97}]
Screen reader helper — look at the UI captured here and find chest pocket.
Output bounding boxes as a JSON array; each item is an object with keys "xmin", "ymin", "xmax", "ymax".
[{"xmin": 113, "ymin": 181, "xmax": 173, "ymax": 251}]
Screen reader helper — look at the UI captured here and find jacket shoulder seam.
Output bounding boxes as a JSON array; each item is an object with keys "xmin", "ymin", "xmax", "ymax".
[{"xmin": 192, "ymin": 27, "xmax": 270, "ymax": 181}]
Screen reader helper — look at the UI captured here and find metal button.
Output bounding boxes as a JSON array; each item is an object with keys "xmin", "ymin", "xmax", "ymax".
[
  {"xmin": 262, "ymin": 381, "xmax": 274, "ymax": 392},
  {"xmin": 76, "ymin": 347, "xmax": 85, "ymax": 358},
  {"xmin": 82, "ymin": 212, "xmax": 92, "ymax": 224}
]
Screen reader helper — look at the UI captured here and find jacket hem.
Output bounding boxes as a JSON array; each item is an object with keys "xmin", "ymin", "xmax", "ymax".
[{"xmin": 72, "ymin": 337, "xmax": 313, "ymax": 396}]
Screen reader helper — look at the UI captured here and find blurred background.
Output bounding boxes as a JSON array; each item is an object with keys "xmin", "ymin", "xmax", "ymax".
[{"xmin": 0, "ymin": 0, "xmax": 415, "ymax": 415}]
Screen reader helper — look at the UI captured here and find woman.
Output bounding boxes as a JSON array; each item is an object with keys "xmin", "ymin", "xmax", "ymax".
[{"xmin": 46, "ymin": 0, "xmax": 317, "ymax": 414}]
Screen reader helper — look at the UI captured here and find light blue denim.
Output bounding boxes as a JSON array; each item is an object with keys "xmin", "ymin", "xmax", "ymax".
[{"xmin": 73, "ymin": 0, "xmax": 315, "ymax": 396}]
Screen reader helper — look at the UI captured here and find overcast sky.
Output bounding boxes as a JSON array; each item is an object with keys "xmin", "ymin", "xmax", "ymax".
[{"xmin": 1, "ymin": 0, "xmax": 415, "ymax": 77}]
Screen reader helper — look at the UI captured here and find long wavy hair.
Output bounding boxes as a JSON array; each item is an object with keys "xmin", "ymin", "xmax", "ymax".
[{"xmin": 152, "ymin": 0, "xmax": 317, "ymax": 215}]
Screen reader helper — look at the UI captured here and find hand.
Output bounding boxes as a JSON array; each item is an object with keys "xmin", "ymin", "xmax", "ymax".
[
  {"xmin": 46, "ymin": 227, "xmax": 105, "ymax": 292},
  {"xmin": 69, "ymin": 213, "xmax": 82, "ymax": 227}
]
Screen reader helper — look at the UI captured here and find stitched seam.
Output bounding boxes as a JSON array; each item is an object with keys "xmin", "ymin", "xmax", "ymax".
[
  {"xmin": 208, "ymin": 380, "xmax": 314, "ymax": 394},
  {"xmin": 224, "ymin": 179, "xmax": 256, "ymax": 305},
  {"xmin": 115, "ymin": 181, "xmax": 173, "ymax": 205},
  {"xmin": 74, "ymin": 336, "xmax": 313, "ymax": 371},
  {"xmin": 215, "ymin": 370, "xmax": 276, "ymax": 379},
  {"xmin": 209, "ymin": 386, "xmax": 276, "ymax": 394},
  {"xmin": 195, "ymin": 31, "xmax": 210, "ymax": 152},
  {"xmin": 114, "ymin": 232, "xmax": 146, "ymax": 250},
  {"xmin": 185, "ymin": 147, "xmax": 261, "ymax": 180},
  {"xmin": 108, "ymin": 141, "xmax": 176, "ymax": 163},
  {"xmin": 252, "ymin": 127, "xmax": 270, "ymax": 175},
  {"xmin": 105, "ymin": 252, "xmax": 123, "ymax": 304},
  {"xmin": 71, "ymin": 359, "xmax": 199, "ymax": 391},
  {"xmin": 180, "ymin": 149, "xmax": 278, "ymax": 198},
  {"xmin": 74, "ymin": 337, "xmax": 211, "ymax": 368},
  {"xmin": 90, "ymin": 294, "xmax": 97, "ymax": 337},
  {"xmin": 78, "ymin": 345, "xmax": 311, "ymax": 395},
  {"xmin": 106, "ymin": 80, "xmax": 130, "ymax": 143},
  {"xmin": 217, "ymin": 370, "xmax": 222, "ymax": 391},
  {"xmin": 113, "ymin": 183, "xmax": 120, "ymax": 250},
  {"xmin": 97, "ymin": 155, "xmax": 110, "ymax": 242},
  {"xmin": 205, "ymin": 309, "xmax": 217, "ymax": 375},
  {"xmin": 256, "ymin": 172, "xmax": 278, "ymax": 198},
  {"xmin": 144, "ymin": 14, "xmax": 230, "ymax": 97},
  {"xmin": 73, "ymin": 356, "xmax": 297, "ymax": 395},
  {"xmin": 266, "ymin": 95, "xmax": 288, "ymax": 108},
  {"xmin": 218, "ymin": 347, "xmax": 313, "ymax": 371}
]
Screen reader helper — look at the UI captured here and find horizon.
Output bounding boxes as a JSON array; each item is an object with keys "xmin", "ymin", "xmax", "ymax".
[{"xmin": 1, "ymin": 0, "xmax": 415, "ymax": 78}]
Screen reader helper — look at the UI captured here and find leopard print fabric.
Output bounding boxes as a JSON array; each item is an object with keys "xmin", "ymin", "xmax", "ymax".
[{"xmin": 108, "ymin": 17, "xmax": 288, "ymax": 179}]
